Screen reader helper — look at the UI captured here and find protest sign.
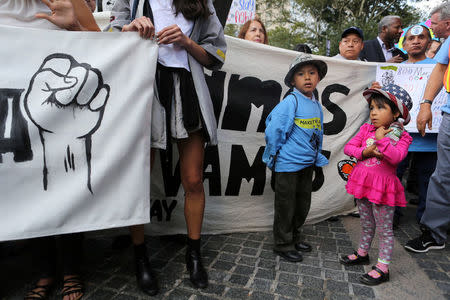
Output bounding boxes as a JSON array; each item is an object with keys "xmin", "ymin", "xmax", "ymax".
[
  {"xmin": 376, "ymin": 63, "xmax": 446, "ymax": 133},
  {"xmin": 0, "ymin": 26, "xmax": 157, "ymax": 241},
  {"xmin": 226, "ymin": 0, "xmax": 256, "ymax": 25}
]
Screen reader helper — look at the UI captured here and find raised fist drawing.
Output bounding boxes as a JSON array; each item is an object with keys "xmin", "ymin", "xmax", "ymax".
[{"xmin": 24, "ymin": 53, "xmax": 110, "ymax": 192}]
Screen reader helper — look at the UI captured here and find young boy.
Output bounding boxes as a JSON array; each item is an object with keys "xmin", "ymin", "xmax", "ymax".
[{"xmin": 263, "ymin": 53, "xmax": 329, "ymax": 262}]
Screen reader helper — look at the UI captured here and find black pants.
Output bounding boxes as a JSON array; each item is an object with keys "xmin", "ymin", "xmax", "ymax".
[
  {"xmin": 31, "ymin": 233, "xmax": 84, "ymax": 277},
  {"xmin": 273, "ymin": 167, "xmax": 313, "ymax": 251}
]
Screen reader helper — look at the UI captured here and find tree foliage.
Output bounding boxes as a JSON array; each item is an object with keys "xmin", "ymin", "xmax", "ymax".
[{"xmin": 255, "ymin": 0, "xmax": 421, "ymax": 55}]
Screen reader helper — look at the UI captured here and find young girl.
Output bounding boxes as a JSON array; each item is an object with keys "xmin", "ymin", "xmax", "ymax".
[
  {"xmin": 340, "ymin": 84, "xmax": 413, "ymax": 286},
  {"xmin": 110, "ymin": 0, "xmax": 226, "ymax": 294}
]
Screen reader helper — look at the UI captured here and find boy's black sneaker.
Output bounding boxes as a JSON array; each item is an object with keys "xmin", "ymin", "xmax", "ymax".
[{"xmin": 404, "ymin": 231, "xmax": 445, "ymax": 253}]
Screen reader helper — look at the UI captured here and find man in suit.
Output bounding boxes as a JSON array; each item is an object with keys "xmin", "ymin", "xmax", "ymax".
[{"xmin": 359, "ymin": 15, "xmax": 406, "ymax": 63}]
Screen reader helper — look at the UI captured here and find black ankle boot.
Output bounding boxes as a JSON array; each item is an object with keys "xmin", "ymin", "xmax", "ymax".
[
  {"xmin": 134, "ymin": 244, "xmax": 159, "ymax": 296},
  {"xmin": 186, "ymin": 238, "xmax": 208, "ymax": 289}
]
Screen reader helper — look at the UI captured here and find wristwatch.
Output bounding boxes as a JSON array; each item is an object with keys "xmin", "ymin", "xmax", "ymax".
[{"xmin": 420, "ymin": 99, "xmax": 433, "ymax": 105}]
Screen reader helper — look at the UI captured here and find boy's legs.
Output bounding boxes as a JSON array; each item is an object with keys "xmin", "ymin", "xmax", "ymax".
[
  {"xmin": 293, "ymin": 166, "xmax": 313, "ymax": 247},
  {"xmin": 273, "ymin": 171, "xmax": 297, "ymax": 251}
]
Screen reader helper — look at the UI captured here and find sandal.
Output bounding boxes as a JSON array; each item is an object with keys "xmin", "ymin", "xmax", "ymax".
[
  {"xmin": 359, "ymin": 266, "xmax": 390, "ymax": 286},
  {"xmin": 339, "ymin": 251, "xmax": 370, "ymax": 265},
  {"xmin": 24, "ymin": 279, "xmax": 54, "ymax": 299},
  {"xmin": 61, "ymin": 275, "xmax": 84, "ymax": 300}
]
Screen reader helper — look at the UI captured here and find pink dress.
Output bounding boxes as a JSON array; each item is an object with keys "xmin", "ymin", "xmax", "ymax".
[{"xmin": 345, "ymin": 123, "xmax": 412, "ymax": 207}]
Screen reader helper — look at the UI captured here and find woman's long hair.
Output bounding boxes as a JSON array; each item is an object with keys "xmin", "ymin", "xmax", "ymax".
[{"xmin": 173, "ymin": 0, "xmax": 211, "ymax": 20}]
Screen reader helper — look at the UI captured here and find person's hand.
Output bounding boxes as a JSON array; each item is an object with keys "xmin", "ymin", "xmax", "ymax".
[
  {"xmin": 362, "ymin": 144, "xmax": 384, "ymax": 160},
  {"xmin": 386, "ymin": 55, "xmax": 404, "ymax": 63},
  {"xmin": 416, "ymin": 104, "xmax": 433, "ymax": 136},
  {"xmin": 25, "ymin": 54, "xmax": 109, "ymax": 138},
  {"xmin": 122, "ymin": 16, "xmax": 155, "ymax": 39},
  {"xmin": 375, "ymin": 126, "xmax": 391, "ymax": 140},
  {"xmin": 36, "ymin": 0, "xmax": 82, "ymax": 31},
  {"xmin": 370, "ymin": 81, "xmax": 381, "ymax": 89},
  {"xmin": 157, "ymin": 24, "xmax": 190, "ymax": 48}
]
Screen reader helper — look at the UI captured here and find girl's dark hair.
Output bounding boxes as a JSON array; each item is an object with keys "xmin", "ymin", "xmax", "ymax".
[
  {"xmin": 173, "ymin": 0, "xmax": 211, "ymax": 20},
  {"xmin": 370, "ymin": 94, "xmax": 400, "ymax": 119}
]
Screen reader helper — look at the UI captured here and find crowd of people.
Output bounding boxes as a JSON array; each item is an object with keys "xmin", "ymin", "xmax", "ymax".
[{"xmin": 0, "ymin": 0, "xmax": 449, "ymax": 299}]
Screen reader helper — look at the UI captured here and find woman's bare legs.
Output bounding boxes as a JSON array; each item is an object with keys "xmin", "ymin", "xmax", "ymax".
[{"xmin": 177, "ymin": 131, "xmax": 207, "ymax": 288}]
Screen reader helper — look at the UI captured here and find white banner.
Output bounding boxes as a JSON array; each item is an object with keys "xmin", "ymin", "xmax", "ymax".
[
  {"xmin": 376, "ymin": 63, "xmax": 446, "ymax": 133},
  {"xmin": 147, "ymin": 37, "xmax": 376, "ymax": 235},
  {"xmin": 0, "ymin": 26, "xmax": 157, "ymax": 241}
]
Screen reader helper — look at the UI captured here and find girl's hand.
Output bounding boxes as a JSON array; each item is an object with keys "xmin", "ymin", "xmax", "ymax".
[
  {"xmin": 362, "ymin": 144, "xmax": 384, "ymax": 160},
  {"xmin": 375, "ymin": 127, "xmax": 392, "ymax": 140},
  {"xmin": 157, "ymin": 25, "xmax": 190, "ymax": 48},
  {"xmin": 122, "ymin": 16, "xmax": 155, "ymax": 39}
]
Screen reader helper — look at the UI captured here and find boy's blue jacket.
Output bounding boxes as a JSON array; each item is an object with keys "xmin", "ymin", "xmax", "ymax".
[{"xmin": 263, "ymin": 88, "xmax": 329, "ymax": 172}]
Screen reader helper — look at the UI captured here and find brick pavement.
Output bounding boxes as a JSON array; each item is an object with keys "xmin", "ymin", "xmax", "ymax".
[{"xmin": 1, "ymin": 206, "xmax": 448, "ymax": 300}]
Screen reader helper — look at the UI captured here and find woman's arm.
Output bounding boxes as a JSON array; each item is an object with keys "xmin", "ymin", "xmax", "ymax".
[{"xmin": 70, "ymin": 0, "xmax": 100, "ymax": 31}]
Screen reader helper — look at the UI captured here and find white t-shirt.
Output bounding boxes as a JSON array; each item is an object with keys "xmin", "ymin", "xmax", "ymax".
[
  {"xmin": 0, "ymin": 0, "xmax": 61, "ymax": 30},
  {"xmin": 150, "ymin": 0, "xmax": 193, "ymax": 71}
]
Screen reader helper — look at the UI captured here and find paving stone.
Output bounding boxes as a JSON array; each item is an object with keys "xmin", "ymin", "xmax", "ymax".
[
  {"xmin": 249, "ymin": 291, "xmax": 275, "ymax": 300},
  {"xmin": 424, "ymin": 269, "xmax": 450, "ymax": 281},
  {"xmin": 224, "ymin": 287, "xmax": 251, "ymax": 299},
  {"xmin": 201, "ymin": 283, "xmax": 226, "ymax": 296},
  {"xmin": 205, "ymin": 242, "xmax": 223, "ymax": 251},
  {"xmin": 208, "ymin": 269, "xmax": 228, "ymax": 283},
  {"xmin": 238, "ymin": 256, "xmax": 258, "ymax": 266},
  {"xmin": 352, "ymin": 284, "xmax": 375, "ymax": 298},
  {"xmin": 208, "ymin": 235, "xmax": 228, "ymax": 243},
  {"xmin": 323, "ymin": 260, "xmax": 342, "ymax": 270},
  {"xmin": 279, "ymin": 261, "xmax": 299, "ymax": 273},
  {"xmin": 299, "ymin": 256, "xmax": 320, "ymax": 267},
  {"xmin": 336, "ymin": 239, "xmax": 353, "ymax": 247},
  {"xmin": 416, "ymin": 259, "xmax": 438, "ymax": 270},
  {"xmin": 279, "ymin": 272, "xmax": 300, "ymax": 284},
  {"xmin": 326, "ymin": 280, "xmax": 349, "ymax": 293},
  {"xmin": 275, "ymin": 283, "xmax": 301, "ymax": 298},
  {"xmin": 259, "ymin": 250, "xmax": 277, "ymax": 260},
  {"xmin": 441, "ymin": 262, "xmax": 450, "ymax": 272},
  {"xmin": 324, "ymin": 269, "xmax": 345, "ymax": 281},
  {"xmin": 112, "ymin": 293, "xmax": 139, "ymax": 300},
  {"xmin": 212, "ymin": 260, "xmax": 234, "ymax": 271},
  {"xmin": 300, "ymin": 287, "xmax": 325, "ymax": 300},
  {"xmin": 258, "ymin": 258, "xmax": 277, "ymax": 269},
  {"xmin": 347, "ymin": 272, "xmax": 363, "ymax": 284},
  {"xmin": 222, "ymin": 245, "xmax": 241, "ymax": 254},
  {"xmin": 255, "ymin": 268, "xmax": 276, "ymax": 280},
  {"xmin": 330, "ymin": 228, "xmax": 347, "ymax": 233},
  {"xmin": 103, "ymin": 276, "xmax": 129, "ymax": 290},
  {"xmin": 234, "ymin": 265, "xmax": 254, "ymax": 275},
  {"xmin": 250, "ymin": 278, "xmax": 272, "ymax": 292},
  {"xmin": 230, "ymin": 233, "xmax": 249, "ymax": 240},
  {"xmin": 335, "ymin": 233, "xmax": 351, "ymax": 240},
  {"xmin": 226, "ymin": 238, "xmax": 244, "ymax": 245},
  {"xmin": 229, "ymin": 274, "xmax": 250, "ymax": 286},
  {"xmin": 241, "ymin": 247, "xmax": 259, "ymax": 256},
  {"xmin": 196, "ymin": 295, "xmax": 220, "ymax": 300},
  {"xmin": 330, "ymin": 293, "xmax": 353, "ymax": 300},
  {"xmin": 218, "ymin": 252, "xmax": 238, "ymax": 262},
  {"xmin": 298, "ymin": 265, "xmax": 321, "ymax": 277},
  {"xmin": 247, "ymin": 233, "xmax": 266, "ymax": 242},
  {"xmin": 243, "ymin": 241, "xmax": 261, "ymax": 248},
  {"xmin": 166, "ymin": 289, "xmax": 195, "ymax": 299},
  {"xmin": 301, "ymin": 275, "xmax": 324, "ymax": 289},
  {"xmin": 88, "ymin": 288, "xmax": 119, "ymax": 300},
  {"xmin": 344, "ymin": 264, "xmax": 365, "ymax": 273},
  {"xmin": 436, "ymin": 282, "xmax": 450, "ymax": 294}
]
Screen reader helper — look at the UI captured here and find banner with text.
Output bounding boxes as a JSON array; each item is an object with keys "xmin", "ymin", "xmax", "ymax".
[
  {"xmin": 0, "ymin": 26, "xmax": 157, "ymax": 241},
  {"xmin": 376, "ymin": 63, "xmax": 446, "ymax": 133},
  {"xmin": 226, "ymin": 0, "xmax": 256, "ymax": 25},
  {"xmin": 147, "ymin": 37, "xmax": 377, "ymax": 235}
]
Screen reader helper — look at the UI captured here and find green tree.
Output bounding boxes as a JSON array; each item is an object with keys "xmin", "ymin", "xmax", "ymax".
[{"xmin": 259, "ymin": 0, "xmax": 421, "ymax": 55}]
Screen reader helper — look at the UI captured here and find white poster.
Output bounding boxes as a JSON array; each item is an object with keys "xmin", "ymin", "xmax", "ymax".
[
  {"xmin": 376, "ymin": 63, "xmax": 446, "ymax": 133},
  {"xmin": 226, "ymin": 0, "xmax": 256, "ymax": 25},
  {"xmin": 147, "ymin": 37, "xmax": 376, "ymax": 235},
  {"xmin": 0, "ymin": 26, "xmax": 157, "ymax": 241}
]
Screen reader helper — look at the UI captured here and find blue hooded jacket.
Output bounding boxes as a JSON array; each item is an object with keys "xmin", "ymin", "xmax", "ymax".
[{"xmin": 263, "ymin": 88, "xmax": 328, "ymax": 172}]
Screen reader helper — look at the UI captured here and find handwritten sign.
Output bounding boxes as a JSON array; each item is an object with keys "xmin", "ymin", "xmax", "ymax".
[
  {"xmin": 376, "ymin": 63, "xmax": 446, "ymax": 133},
  {"xmin": 226, "ymin": 0, "xmax": 256, "ymax": 25}
]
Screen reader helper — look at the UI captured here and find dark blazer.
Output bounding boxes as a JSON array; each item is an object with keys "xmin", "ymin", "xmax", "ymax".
[{"xmin": 359, "ymin": 38, "xmax": 407, "ymax": 62}]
